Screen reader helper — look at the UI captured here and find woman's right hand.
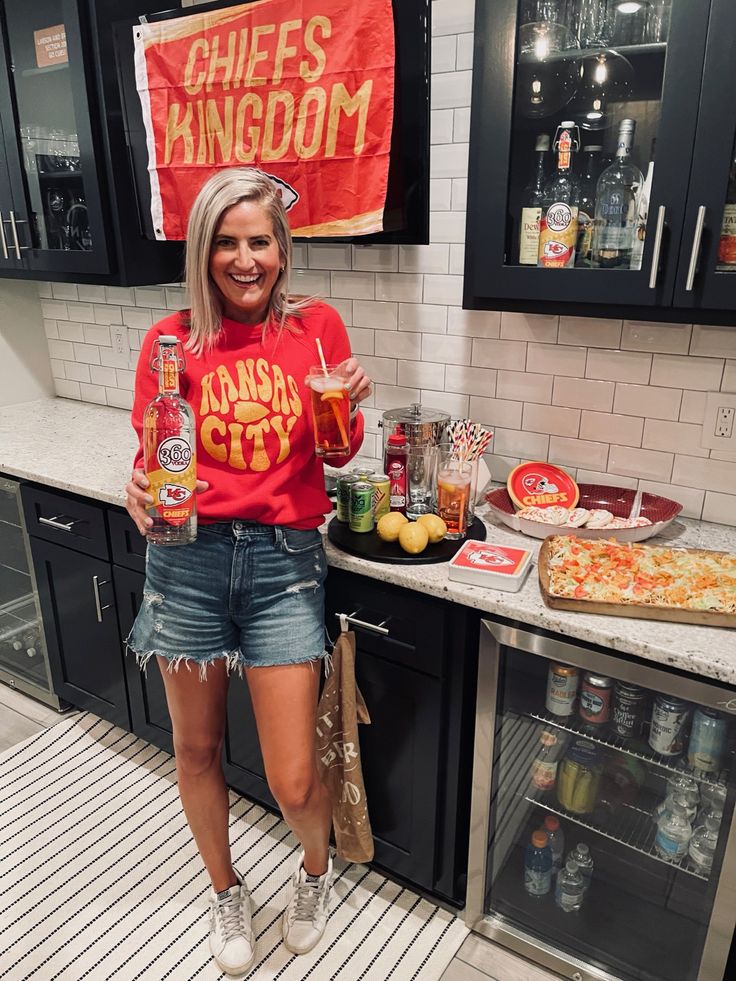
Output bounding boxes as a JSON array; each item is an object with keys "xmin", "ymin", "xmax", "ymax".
[{"xmin": 125, "ymin": 469, "xmax": 209, "ymax": 536}]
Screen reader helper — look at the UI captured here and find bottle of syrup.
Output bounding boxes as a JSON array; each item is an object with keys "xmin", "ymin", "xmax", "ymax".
[{"xmin": 384, "ymin": 432, "xmax": 408, "ymax": 514}]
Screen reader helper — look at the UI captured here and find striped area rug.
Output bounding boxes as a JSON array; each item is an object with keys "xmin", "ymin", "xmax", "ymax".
[{"xmin": 0, "ymin": 713, "xmax": 467, "ymax": 980}]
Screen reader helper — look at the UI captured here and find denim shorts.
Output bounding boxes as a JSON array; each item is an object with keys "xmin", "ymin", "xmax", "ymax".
[{"xmin": 126, "ymin": 521, "xmax": 328, "ymax": 679}]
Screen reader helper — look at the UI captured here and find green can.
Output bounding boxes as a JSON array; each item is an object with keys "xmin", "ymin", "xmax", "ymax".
[
  {"xmin": 368, "ymin": 473, "xmax": 390, "ymax": 521},
  {"xmin": 349, "ymin": 481, "xmax": 375, "ymax": 533},
  {"xmin": 336, "ymin": 474, "xmax": 359, "ymax": 522},
  {"xmin": 350, "ymin": 465, "xmax": 375, "ymax": 480}
]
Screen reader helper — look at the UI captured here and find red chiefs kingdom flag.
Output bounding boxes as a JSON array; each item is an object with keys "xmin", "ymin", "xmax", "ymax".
[{"xmin": 133, "ymin": 0, "xmax": 395, "ymax": 240}]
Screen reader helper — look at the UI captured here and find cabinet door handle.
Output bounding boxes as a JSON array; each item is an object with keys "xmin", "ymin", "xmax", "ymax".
[
  {"xmin": 38, "ymin": 515, "xmax": 80, "ymax": 532},
  {"xmin": 685, "ymin": 205, "xmax": 707, "ymax": 291},
  {"xmin": 648, "ymin": 205, "xmax": 666, "ymax": 289},
  {"xmin": 0, "ymin": 211, "xmax": 8, "ymax": 260},
  {"xmin": 335, "ymin": 610, "xmax": 390, "ymax": 636},
  {"xmin": 8, "ymin": 211, "xmax": 28, "ymax": 260},
  {"xmin": 92, "ymin": 575, "xmax": 111, "ymax": 623}
]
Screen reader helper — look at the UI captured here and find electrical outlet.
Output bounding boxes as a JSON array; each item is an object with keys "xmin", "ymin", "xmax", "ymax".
[
  {"xmin": 111, "ymin": 327, "xmax": 128, "ymax": 358},
  {"xmin": 701, "ymin": 392, "xmax": 736, "ymax": 451}
]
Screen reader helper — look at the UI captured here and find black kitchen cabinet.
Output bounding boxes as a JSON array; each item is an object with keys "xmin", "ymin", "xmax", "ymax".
[
  {"xmin": 0, "ymin": 0, "xmax": 183, "ymax": 284},
  {"xmin": 465, "ymin": 0, "xmax": 736, "ymax": 322}
]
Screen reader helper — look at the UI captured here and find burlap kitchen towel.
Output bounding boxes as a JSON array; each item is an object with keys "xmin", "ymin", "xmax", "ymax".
[{"xmin": 316, "ymin": 630, "xmax": 374, "ymax": 863}]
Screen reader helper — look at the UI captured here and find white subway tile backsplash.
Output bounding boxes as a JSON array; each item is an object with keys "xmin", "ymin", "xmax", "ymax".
[
  {"xmin": 431, "ymin": 70, "xmax": 472, "ymax": 110},
  {"xmin": 453, "ymin": 108, "xmax": 471, "ymax": 143},
  {"xmin": 165, "ymin": 287, "xmax": 186, "ymax": 309},
  {"xmin": 399, "ymin": 244, "xmax": 449, "ymax": 275},
  {"xmin": 430, "ymin": 211, "xmax": 466, "ymax": 243},
  {"xmin": 398, "ymin": 303, "xmax": 447, "ymax": 334},
  {"xmin": 585, "ymin": 348, "xmax": 651, "ymax": 385},
  {"xmin": 373, "ymin": 384, "xmax": 420, "ymax": 409},
  {"xmin": 642, "ymin": 418, "xmax": 709, "ymax": 458},
  {"xmin": 76, "ymin": 285, "xmax": 107, "ymax": 303},
  {"xmin": 422, "ymin": 334, "xmax": 472, "ymax": 365},
  {"xmin": 381, "ymin": 332, "xmax": 422, "ymax": 360},
  {"xmin": 445, "ymin": 364, "xmax": 496, "ymax": 397},
  {"xmin": 523, "ymin": 403, "xmax": 580, "ymax": 438},
  {"xmin": 722, "ymin": 360, "xmax": 736, "ymax": 393},
  {"xmin": 672, "ymin": 455, "xmax": 736, "ymax": 495},
  {"xmin": 352, "ymin": 246, "xmax": 398, "ymax": 272},
  {"xmin": 353, "ymin": 300, "xmax": 398, "ymax": 331},
  {"xmin": 347, "ymin": 327, "xmax": 374, "ymax": 355},
  {"xmin": 66, "ymin": 302, "xmax": 96, "ymax": 323},
  {"xmin": 72, "ymin": 343, "xmax": 102, "ymax": 366},
  {"xmin": 99, "ymin": 348, "xmax": 135, "ymax": 370},
  {"xmin": 54, "ymin": 379, "xmax": 81, "ymax": 399},
  {"xmin": 419, "ymin": 389, "xmax": 469, "ymax": 417},
  {"xmin": 449, "ymin": 244, "xmax": 465, "ymax": 275},
  {"xmin": 105, "ymin": 287, "xmax": 136, "ymax": 305},
  {"xmin": 580, "ymin": 411, "xmax": 643, "ymax": 447},
  {"xmin": 291, "ymin": 269, "xmax": 330, "ymax": 295},
  {"xmin": 83, "ymin": 325, "xmax": 111, "ymax": 347},
  {"xmin": 549, "ymin": 437, "xmax": 608, "ymax": 472},
  {"xmin": 432, "ymin": 1, "xmax": 475, "ymax": 39},
  {"xmin": 331, "ymin": 271, "xmax": 375, "ymax": 300},
  {"xmin": 496, "ymin": 370, "xmax": 553, "ymax": 404},
  {"xmin": 451, "ymin": 179, "xmax": 467, "ymax": 214},
  {"xmin": 92, "ymin": 304, "xmax": 123, "ymax": 326},
  {"xmin": 90, "ymin": 366, "xmax": 117, "ymax": 387},
  {"xmin": 613, "ymin": 383, "xmax": 681, "ymax": 420},
  {"xmin": 472, "ymin": 338, "xmax": 527, "ymax": 371},
  {"xmin": 121, "ymin": 306, "xmax": 154, "ymax": 329},
  {"xmin": 292, "ymin": 244, "xmax": 308, "ymax": 267},
  {"xmin": 483, "ymin": 454, "xmax": 520, "ymax": 482},
  {"xmin": 650, "ymin": 354, "xmax": 724, "ymax": 391},
  {"xmin": 134, "ymin": 287, "xmax": 167, "ymax": 308},
  {"xmin": 621, "ymin": 321, "xmax": 691, "ymax": 354},
  {"xmin": 702, "ymin": 491, "xmax": 736, "ymax": 525},
  {"xmin": 80, "ymin": 383, "xmax": 107, "ymax": 405},
  {"xmin": 691, "ymin": 325, "xmax": 736, "ymax": 359},
  {"xmin": 430, "ymin": 142, "xmax": 469, "ymax": 179},
  {"xmin": 43, "ymin": 319, "xmax": 58, "ymax": 339},
  {"xmin": 431, "ymin": 33, "xmax": 456, "ymax": 73},
  {"xmin": 576, "ymin": 470, "xmax": 638, "ymax": 489},
  {"xmin": 51, "ymin": 283, "xmax": 78, "ymax": 301},
  {"xmin": 526, "ymin": 342, "xmax": 586, "ymax": 377},
  {"xmin": 470, "ymin": 396, "xmax": 523, "ymax": 430},
  {"xmin": 376, "ymin": 273, "xmax": 423, "ymax": 303},
  {"xmin": 608, "ymin": 445, "xmax": 674, "ymax": 483},
  {"xmin": 431, "ymin": 109, "xmax": 455, "ymax": 144},
  {"xmin": 448, "ymin": 308, "xmax": 501, "ymax": 338},
  {"xmin": 308, "ymin": 244, "xmax": 352, "ymax": 270},
  {"xmin": 493, "ymin": 428, "xmax": 550, "ymax": 461},
  {"xmin": 356, "ymin": 356, "xmax": 397, "ymax": 385},
  {"xmin": 64, "ymin": 362, "xmax": 91, "ymax": 384},
  {"xmin": 456, "ymin": 33, "xmax": 474, "ymax": 71},
  {"xmin": 41, "ymin": 300, "xmax": 68, "ymax": 320},
  {"xmin": 106, "ymin": 388, "xmax": 134, "ymax": 410},
  {"xmin": 559, "ymin": 317, "xmax": 622, "ymax": 349},
  {"xmin": 57, "ymin": 321, "xmax": 85, "ymax": 343},
  {"xmin": 399, "ymin": 360, "xmax": 444, "ymax": 389},
  {"xmin": 47, "ymin": 339, "xmax": 74, "ymax": 361},
  {"xmin": 553, "ymin": 377, "xmax": 615, "ymax": 412},
  {"xmin": 423, "ymin": 274, "xmax": 464, "ymax": 306},
  {"xmin": 328, "ymin": 297, "xmax": 352, "ymax": 324},
  {"xmin": 500, "ymin": 312, "xmax": 558, "ymax": 343},
  {"xmin": 680, "ymin": 390, "xmax": 707, "ymax": 424},
  {"xmin": 638, "ymin": 481, "xmax": 705, "ymax": 520},
  {"xmin": 115, "ymin": 369, "xmax": 136, "ymax": 391},
  {"xmin": 430, "ymin": 179, "xmax": 452, "ymax": 211},
  {"xmin": 48, "ymin": 359, "xmax": 65, "ymax": 379}
]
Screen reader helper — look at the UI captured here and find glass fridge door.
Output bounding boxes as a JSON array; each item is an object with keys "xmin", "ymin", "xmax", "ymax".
[{"xmin": 467, "ymin": 620, "xmax": 736, "ymax": 981}]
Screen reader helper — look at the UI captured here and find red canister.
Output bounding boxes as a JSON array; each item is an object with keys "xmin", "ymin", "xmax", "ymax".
[{"xmin": 579, "ymin": 673, "xmax": 613, "ymax": 726}]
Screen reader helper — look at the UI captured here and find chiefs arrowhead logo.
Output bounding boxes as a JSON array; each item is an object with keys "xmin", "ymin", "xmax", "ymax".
[
  {"xmin": 158, "ymin": 483, "xmax": 193, "ymax": 506},
  {"xmin": 265, "ymin": 173, "xmax": 299, "ymax": 212}
]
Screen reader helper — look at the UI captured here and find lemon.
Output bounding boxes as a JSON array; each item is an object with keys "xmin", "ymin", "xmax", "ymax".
[
  {"xmin": 398, "ymin": 522, "xmax": 429, "ymax": 555},
  {"xmin": 376, "ymin": 511, "xmax": 408, "ymax": 542},
  {"xmin": 416, "ymin": 513, "xmax": 447, "ymax": 543}
]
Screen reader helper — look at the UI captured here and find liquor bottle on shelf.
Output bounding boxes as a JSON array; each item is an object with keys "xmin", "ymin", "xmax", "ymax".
[
  {"xmin": 538, "ymin": 121, "xmax": 581, "ymax": 268},
  {"xmin": 592, "ymin": 118, "xmax": 643, "ymax": 269},
  {"xmin": 519, "ymin": 134, "xmax": 550, "ymax": 265},
  {"xmin": 575, "ymin": 145, "xmax": 602, "ymax": 267},
  {"xmin": 631, "ymin": 139, "xmax": 655, "ymax": 271},
  {"xmin": 717, "ymin": 150, "xmax": 736, "ymax": 269},
  {"xmin": 530, "ymin": 728, "xmax": 564, "ymax": 790}
]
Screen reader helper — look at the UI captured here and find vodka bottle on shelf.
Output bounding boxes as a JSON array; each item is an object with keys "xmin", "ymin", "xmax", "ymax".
[
  {"xmin": 538, "ymin": 121, "xmax": 581, "ymax": 268},
  {"xmin": 631, "ymin": 140, "xmax": 655, "ymax": 271},
  {"xmin": 519, "ymin": 134, "xmax": 550, "ymax": 265},
  {"xmin": 592, "ymin": 119, "xmax": 643, "ymax": 269},
  {"xmin": 575, "ymin": 144, "xmax": 602, "ymax": 267}
]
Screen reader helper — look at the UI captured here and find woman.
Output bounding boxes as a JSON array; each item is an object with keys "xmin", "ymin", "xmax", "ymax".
[{"xmin": 124, "ymin": 167, "xmax": 371, "ymax": 975}]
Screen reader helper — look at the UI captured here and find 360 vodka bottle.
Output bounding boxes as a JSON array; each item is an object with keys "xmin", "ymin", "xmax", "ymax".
[
  {"xmin": 143, "ymin": 335, "xmax": 197, "ymax": 545},
  {"xmin": 592, "ymin": 119, "xmax": 643, "ymax": 269},
  {"xmin": 538, "ymin": 121, "xmax": 580, "ymax": 268}
]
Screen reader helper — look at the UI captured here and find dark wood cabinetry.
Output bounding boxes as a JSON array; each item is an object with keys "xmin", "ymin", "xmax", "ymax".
[
  {"xmin": 0, "ymin": 0, "xmax": 183, "ymax": 285},
  {"xmin": 465, "ymin": 0, "xmax": 736, "ymax": 322}
]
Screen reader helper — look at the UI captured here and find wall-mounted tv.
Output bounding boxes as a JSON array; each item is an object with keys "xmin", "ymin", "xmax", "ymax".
[{"xmin": 114, "ymin": 0, "xmax": 430, "ymax": 245}]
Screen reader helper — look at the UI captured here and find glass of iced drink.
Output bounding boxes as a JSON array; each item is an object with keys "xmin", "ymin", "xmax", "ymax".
[
  {"xmin": 307, "ymin": 364, "xmax": 351, "ymax": 458},
  {"xmin": 435, "ymin": 450, "xmax": 473, "ymax": 540}
]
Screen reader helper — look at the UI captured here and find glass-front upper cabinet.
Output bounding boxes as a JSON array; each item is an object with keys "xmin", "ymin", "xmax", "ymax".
[
  {"xmin": 465, "ymin": 0, "xmax": 713, "ymax": 311},
  {"xmin": 0, "ymin": 0, "xmax": 110, "ymax": 275}
]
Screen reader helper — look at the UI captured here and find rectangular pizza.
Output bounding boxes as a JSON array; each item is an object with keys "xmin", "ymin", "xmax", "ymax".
[{"xmin": 543, "ymin": 536, "xmax": 736, "ymax": 616}]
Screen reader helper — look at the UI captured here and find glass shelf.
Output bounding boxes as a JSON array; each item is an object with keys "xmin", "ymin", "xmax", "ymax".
[
  {"xmin": 519, "ymin": 40, "xmax": 667, "ymax": 64},
  {"xmin": 528, "ymin": 710, "xmax": 728, "ymax": 790}
]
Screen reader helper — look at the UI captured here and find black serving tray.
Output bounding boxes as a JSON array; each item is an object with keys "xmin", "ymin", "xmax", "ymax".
[{"xmin": 327, "ymin": 514, "xmax": 487, "ymax": 564}]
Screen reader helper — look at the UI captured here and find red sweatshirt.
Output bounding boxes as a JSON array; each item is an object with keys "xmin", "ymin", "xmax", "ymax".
[{"xmin": 131, "ymin": 302, "xmax": 364, "ymax": 529}]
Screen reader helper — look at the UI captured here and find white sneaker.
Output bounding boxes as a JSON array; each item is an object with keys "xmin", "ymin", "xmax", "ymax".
[
  {"xmin": 208, "ymin": 870, "xmax": 256, "ymax": 976},
  {"xmin": 282, "ymin": 851, "xmax": 333, "ymax": 955}
]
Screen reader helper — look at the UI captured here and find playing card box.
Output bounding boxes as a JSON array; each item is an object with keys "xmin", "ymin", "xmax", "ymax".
[{"xmin": 448, "ymin": 540, "xmax": 533, "ymax": 592}]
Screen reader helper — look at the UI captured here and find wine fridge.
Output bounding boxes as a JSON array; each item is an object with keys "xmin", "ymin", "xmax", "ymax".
[
  {"xmin": 465, "ymin": 620, "xmax": 736, "ymax": 981},
  {"xmin": 0, "ymin": 477, "xmax": 62, "ymax": 707}
]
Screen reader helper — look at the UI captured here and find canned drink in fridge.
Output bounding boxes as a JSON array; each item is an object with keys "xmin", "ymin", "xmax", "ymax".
[
  {"xmin": 368, "ymin": 473, "xmax": 390, "ymax": 521},
  {"xmin": 546, "ymin": 663, "xmax": 579, "ymax": 717},
  {"xmin": 336, "ymin": 474, "xmax": 359, "ymax": 523},
  {"xmin": 612, "ymin": 681, "xmax": 647, "ymax": 739},
  {"xmin": 649, "ymin": 695, "xmax": 690, "ymax": 757},
  {"xmin": 688, "ymin": 707, "xmax": 728, "ymax": 773},
  {"xmin": 349, "ymin": 481, "xmax": 375, "ymax": 533},
  {"xmin": 579, "ymin": 673, "xmax": 613, "ymax": 726},
  {"xmin": 350, "ymin": 466, "xmax": 375, "ymax": 480}
]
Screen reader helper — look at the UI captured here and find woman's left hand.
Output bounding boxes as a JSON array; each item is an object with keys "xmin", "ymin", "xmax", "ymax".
[{"xmin": 344, "ymin": 357, "xmax": 372, "ymax": 408}]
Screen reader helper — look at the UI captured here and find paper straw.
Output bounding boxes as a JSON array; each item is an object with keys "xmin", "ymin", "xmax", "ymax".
[{"xmin": 315, "ymin": 337, "xmax": 328, "ymax": 376}]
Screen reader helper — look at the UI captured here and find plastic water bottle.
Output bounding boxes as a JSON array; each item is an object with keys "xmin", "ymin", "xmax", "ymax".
[
  {"xmin": 655, "ymin": 801, "xmax": 692, "ymax": 862},
  {"xmin": 688, "ymin": 815, "xmax": 720, "ymax": 874},
  {"xmin": 524, "ymin": 830, "xmax": 553, "ymax": 897},
  {"xmin": 555, "ymin": 859, "xmax": 585, "ymax": 912},
  {"xmin": 542, "ymin": 814, "xmax": 565, "ymax": 871},
  {"xmin": 568, "ymin": 842, "xmax": 594, "ymax": 891}
]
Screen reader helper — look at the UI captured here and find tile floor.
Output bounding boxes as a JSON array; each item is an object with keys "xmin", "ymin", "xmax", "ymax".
[{"xmin": 0, "ymin": 682, "xmax": 561, "ymax": 981}]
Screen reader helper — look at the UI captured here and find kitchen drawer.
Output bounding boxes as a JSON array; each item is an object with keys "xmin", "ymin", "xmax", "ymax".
[
  {"xmin": 325, "ymin": 568, "xmax": 446, "ymax": 678},
  {"xmin": 108, "ymin": 508, "xmax": 147, "ymax": 574},
  {"xmin": 20, "ymin": 485, "xmax": 109, "ymax": 560}
]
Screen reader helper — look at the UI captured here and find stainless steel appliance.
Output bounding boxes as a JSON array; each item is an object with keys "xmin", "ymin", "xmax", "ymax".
[
  {"xmin": 466, "ymin": 620, "xmax": 736, "ymax": 981},
  {"xmin": 0, "ymin": 477, "xmax": 62, "ymax": 707},
  {"xmin": 379, "ymin": 403, "xmax": 450, "ymax": 454}
]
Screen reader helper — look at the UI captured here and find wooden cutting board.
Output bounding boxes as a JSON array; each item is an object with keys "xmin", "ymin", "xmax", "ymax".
[{"xmin": 538, "ymin": 538, "xmax": 736, "ymax": 628}]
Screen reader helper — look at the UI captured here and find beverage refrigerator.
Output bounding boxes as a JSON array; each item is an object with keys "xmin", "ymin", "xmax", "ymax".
[{"xmin": 465, "ymin": 620, "xmax": 736, "ymax": 981}]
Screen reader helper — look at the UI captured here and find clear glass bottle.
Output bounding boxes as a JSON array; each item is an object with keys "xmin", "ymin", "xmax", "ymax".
[
  {"xmin": 555, "ymin": 858, "xmax": 585, "ymax": 912},
  {"xmin": 568, "ymin": 842, "xmax": 594, "ymax": 891},
  {"xmin": 519, "ymin": 134, "xmax": 550, "ymax": 265},
  {"xmin": 538, "ymin": 121, "xmax": 581, "ymax": 268},
  {"xmin": 143, "ymin": 336, "xmax": 198, "ymax": 546},
  {"xmin": 592, "ymin": 118, "xmax": 643, "ymax": 269},
  {"xmin": 654, "ymin": 800, "xmax": 693, "ymax": 862},
  {"xmin": 529, "ymin": 727, "xmax": 564, "ymax": 790},
  {"xmin": 688, "ymin": 814, "xmax": 720, "ymax": 875},
  {"xmin": 575, "ymin": 145, "xmax": 602, "ymax": 267}
]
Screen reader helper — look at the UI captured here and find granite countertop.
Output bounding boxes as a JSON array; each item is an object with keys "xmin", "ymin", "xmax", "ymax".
[{"xmin": 2, "ymin": 397, "xmax": 735, "ymax": 685}]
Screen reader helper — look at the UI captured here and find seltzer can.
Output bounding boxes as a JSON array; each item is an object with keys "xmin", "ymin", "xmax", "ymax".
[
  {"xmin": 649, "ymin": 695, "xmax": 690, "ymax": 757},
  {"xmin": 350, "ymin": 466, "xmax": 375, "ymax": 480},
  {"xmin": 546, "ymin": 663, "xmax": 579, "ymax": 717},
  {"xmin": 688, "ymin": 707, "xmax": 728, "ymax": 773},
  {"xmin": 336, "ymin": 474, "xmax": 359, "ymax": 523},
  {"xmin": 349, "ymin": 481, "xmax": 375, "ymax": 533},
  {"xmin": 579, "ymin": 673, "xmax": 613, "ymax": 726},
  {"xmin": 368, "ymin": 473, "xmax": 390, "ymax": 522},
  {"xmin": 612, "ymin": 681, "xmax": 647, "ymax": 739}
]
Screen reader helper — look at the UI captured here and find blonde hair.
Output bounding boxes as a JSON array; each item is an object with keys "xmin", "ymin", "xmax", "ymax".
[{"xmin": 183, "ymin": 168, "xmax": 312, "ymax": 354}]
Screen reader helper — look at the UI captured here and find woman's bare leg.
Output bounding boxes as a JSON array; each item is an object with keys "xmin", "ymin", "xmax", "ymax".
[
  {"xmin": 245, "ymin": 661, "xmax": 331, "ymax": 875},
  {"xmin": 157, "ymin": 656, "xmax": 234, "ymax": 891}
]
